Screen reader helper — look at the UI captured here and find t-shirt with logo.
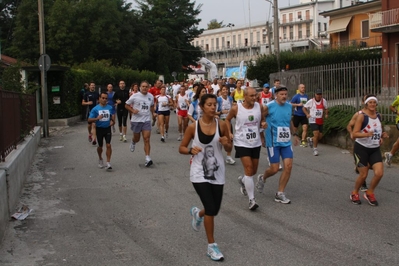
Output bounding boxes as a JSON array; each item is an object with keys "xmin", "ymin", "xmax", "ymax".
[
  {"xmin": 290, "ymin": 93, "xmax": 309, "ymax": 116},
  {"xmin": 125, "ymin": 92, "xmax": 154, "ymax": 123}
]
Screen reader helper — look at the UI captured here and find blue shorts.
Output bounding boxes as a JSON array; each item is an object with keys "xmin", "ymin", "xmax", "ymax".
[{"xmin": 267, "ymin": 146, "xmax": 293, "ymax": 164}]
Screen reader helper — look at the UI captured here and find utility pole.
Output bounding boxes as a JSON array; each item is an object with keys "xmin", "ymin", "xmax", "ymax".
[
  {"xmin": 273, "ymin": 0, "xmax": 280, "ymax": 72},
  {"xmin": 38, "ymin": 0, "xmax": 49, "ymax": 137},
  {"xmin": 266, "ymin": 21, "xmax": 272, "ymax": 55}
]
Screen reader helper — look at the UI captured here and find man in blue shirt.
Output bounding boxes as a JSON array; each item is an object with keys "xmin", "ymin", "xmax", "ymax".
[
  {"xmin": 256, "ymin": 86, "xmax": 299, "ymax": 204},
  {"xmin": 290, "ymin": 84, "xmax": 309, "ymax": 147},
  {"xmin": 88, "ymin": 92, "xmax": 115, "ymax": 171}
]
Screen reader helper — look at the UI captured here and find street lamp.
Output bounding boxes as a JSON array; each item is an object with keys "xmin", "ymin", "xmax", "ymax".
[{"xmin": 265, "ymin": 0, "xmax": 280, "ymax": 72}]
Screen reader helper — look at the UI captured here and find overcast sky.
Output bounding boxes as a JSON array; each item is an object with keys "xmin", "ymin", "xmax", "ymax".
[{"xmin": 127, "ymin": 0, "xmax": 299, "ymax": 30}]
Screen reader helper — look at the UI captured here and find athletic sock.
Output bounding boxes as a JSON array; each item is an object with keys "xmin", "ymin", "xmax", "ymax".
[{"xmin": 243, "ymin": 175, "xmax": 255, "ymax": 200}]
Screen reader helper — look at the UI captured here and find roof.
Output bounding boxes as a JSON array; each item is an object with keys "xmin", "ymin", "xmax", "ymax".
[
  {"xmin": 0, "ymin": 54, "xmax": 18, "ymax": 67},
  {"xmin": 320, "ymin": 0, "xmax": 381, "ymax": 17}
]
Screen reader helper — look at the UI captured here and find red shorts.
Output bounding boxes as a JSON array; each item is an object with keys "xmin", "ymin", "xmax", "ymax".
[{"xmin": 178, "ymin": 109, "xmax": 188, "ymax": 118}]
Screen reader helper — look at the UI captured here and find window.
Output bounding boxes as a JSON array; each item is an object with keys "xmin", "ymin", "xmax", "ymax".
[
  {"xmin": 298, "ymin": 11, "xmax": 302, "ymax": 19},
  {"xmin": 205, "ymin": 44, "xmax": 209, "ymax": 51},
  {"xmin": 196, "ymin": 41, "xmax": 199, "ymax": 46},
  {"xmin": 283, "ymin": 14, "xmax": 287, "ymax": 23},
  {"xmin": 215, "ymin": 38, "xmax": 219, "ymax": 49},
  {"xmin": 238, "ymin": 34, "xmax": 241, "ymax": 45},
  {"xmin": 289, "ymin": 13, "xmax": 293, "ymax": 22},
  {"xmin": 222, "ymin": 37, "xmax": 225, "ymax": 48},
  {"xmin": 227, "ymin": 41, "xmax": 230, "ymax": 48},
  {"xmin": 201, "ymin": 40, "xmax": 204, "ymax": 47},
  {"xmin": 318, "ymin": 22, "xmax": 321, "ymax": 32},
  {"xmin": 305, "ymin": 10, "xmax": 310, "ymax": 20},
  {"xmin": 245, "ymin": 38, "xmax": 248, "ymax": 46},
  {"xmin": 298, "ymin": 24, "xmax": 302, "ymax": 39},
  {"xmin": 283, "ymin": 26, "xmax": 287, "ymax": 39},
  {"xmin": 324, "ymin": 23, "xmax": 327, "ymax": 31},
  {"xmin": 211, "ymin": 39, "xmax": 214, "ymax": 49},
  {"xmin": 289, "ymin": 26, "xmax": 294, "ymax": 39},
  {"xmin": 256, "ymin": 31, "xmax": 260, "ymax": 44},
  {"xmin": 233, "ymin": 35, "xmax": 236, "ymax": 46},
  {"xmin": 361, "ymin": 20, "xmax": 369, "ymax": 38},
  {"xmin": 250, "ymin": 33, "xmax": 253, "ymax": 45},
  {"xmin": 306, "ymin": 23, "xmax": 311, "ymax": 37}
]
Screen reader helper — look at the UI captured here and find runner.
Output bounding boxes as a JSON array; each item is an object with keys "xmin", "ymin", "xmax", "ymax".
[
  {"xmin": 188, "ymin": 84, "xmax": 207, "ymax": 123},
  {"xmin": 230, "ymin": 79, "xmax": 245, "ymax": 103},
  {"xmin": 225, "ymin": 87, "xmax": 267, "ymax": 210},
  {"xmin": 175, "ymin": 85, "xmax": 190, "ymax": 141},
  {"xmin": 88, "ymin": 92, "xmax": 115, "ymax": 171},
  {"xmin": 217, "ymin": 85, "xmax": 235, "ymax": 165},
  {"xmin": 125, "ymin": 81, "xmax": 156, "ymax": 167},
  {"xmin": 82, "ymin": 82, "xmax": 99, "ymax": 145},
  {"xmin": 290, "ymin": 84, "xmax": 309, "ymax": 147},
  {"xmin": 155, "ymin": 86, "xmax": 173, "ymax": 142},
  {"xmin": 384, "ymin": 94, "xmax": 399, "ymax": 167},
  {"xmin": 179, "ymin": 93, "xmax": 232, "ymax": 261},
  {"xmin": 112, "ymin": 80, "xmax": 130, "ymax": 142},
  {"xmin": 106, "ymin": 84, "xmax": 116, "ymax": 133},
  {"xmin": 257, "ymin": 83, "xmax": 272, "ymax": 106},
  {"xmin": 256, "ymin": 86, "xmax": 299, "ymax": 204},
  {"xmin": 303, "ymin": 89, "xmax": 329, "ymax": 156},
  {"xmin": 350, "ymin": 95, "xmax": 388, "ymax": 206}
]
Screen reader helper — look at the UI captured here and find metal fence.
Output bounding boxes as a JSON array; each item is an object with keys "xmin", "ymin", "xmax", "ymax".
[
  {"xmin": 270, "ymin": 58, "xmax": 399, "ymax": 122},
  {"xmin": 0, "ymin": 90, "xmax": 37, "ymax": 162}
]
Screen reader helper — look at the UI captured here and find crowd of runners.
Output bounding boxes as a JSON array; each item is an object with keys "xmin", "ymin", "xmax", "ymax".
[{"xmin": 81, "ymin": 77, "xmax": 399, "ymax": 261}]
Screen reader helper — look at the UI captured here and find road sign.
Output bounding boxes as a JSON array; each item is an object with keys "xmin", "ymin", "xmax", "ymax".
[{"xmin": 38, "ymin": 54, "xmax": 51, "ymax": 72}]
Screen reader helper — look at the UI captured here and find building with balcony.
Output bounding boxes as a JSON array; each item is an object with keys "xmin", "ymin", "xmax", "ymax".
[
  {"xmin": 369, "ymin": 0, "xmax": 399, "ymax": 93},
  {"xmin": 321, "ymin": 0, "xmax": 382, "ymax": 49}
]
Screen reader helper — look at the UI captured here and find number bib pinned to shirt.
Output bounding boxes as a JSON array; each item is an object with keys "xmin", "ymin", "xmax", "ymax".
[
  {"xmin": 277, "ymin": 127, "xmax": 291, "ymax": 143},
  {"xmin": 245, "ymin": 126, "xmax": 258, "ymax": 143},
  {"xmin": 99, "ymin": 110, "xmax": 110, "ymax": 121}
]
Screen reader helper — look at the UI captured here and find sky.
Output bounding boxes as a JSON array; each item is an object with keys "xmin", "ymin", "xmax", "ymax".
[{"xmin": 127, "ymin": 0, "xmax": 299, "ymax": 30}]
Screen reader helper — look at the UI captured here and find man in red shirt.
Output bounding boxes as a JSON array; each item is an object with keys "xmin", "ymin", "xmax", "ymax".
[{"xmin": 149, "ymin": 80, "xmax": 163, "ymax": 132}]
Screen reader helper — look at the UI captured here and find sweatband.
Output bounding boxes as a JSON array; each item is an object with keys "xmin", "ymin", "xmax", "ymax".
[{"xmin": 365, "ymin": 96, "xmax": 378, "ymax": 104}]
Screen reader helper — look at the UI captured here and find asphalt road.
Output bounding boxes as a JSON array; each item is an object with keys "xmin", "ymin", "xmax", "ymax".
[{"xmin": 1, "ymin": 114, "xmax": 399, "ymax": 266}]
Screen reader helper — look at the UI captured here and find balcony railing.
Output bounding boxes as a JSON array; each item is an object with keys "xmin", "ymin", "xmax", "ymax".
[{"xmin": 370, "ymin": 8, "xmax": 399, "ymax": 29}]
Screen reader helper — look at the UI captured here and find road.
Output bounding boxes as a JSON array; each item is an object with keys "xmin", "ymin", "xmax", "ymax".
[{"xmin": 1, "ymin": 115, "xmax": 399, "ymax": 266}]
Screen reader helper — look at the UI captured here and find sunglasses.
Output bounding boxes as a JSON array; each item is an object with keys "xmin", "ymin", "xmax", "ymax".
[{"xmin": 101, "ymin": 97, "xmax": 108, "ymax": 99}]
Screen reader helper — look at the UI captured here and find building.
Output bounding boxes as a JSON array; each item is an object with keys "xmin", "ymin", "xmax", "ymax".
[
  {"xmin": 192, "ymin": 0, "xmax": 344, "ymax": 77},
  {"xmin": 321, "ymin": 0, "xmax": 382, "ymax": 49},
  {"xmin": 369, "ymin": 0, "xmax": 399, "ymax": 93}
]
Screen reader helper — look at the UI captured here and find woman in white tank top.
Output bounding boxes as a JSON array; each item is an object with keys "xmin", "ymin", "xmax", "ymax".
[{"xmin": 179, "ymin": 94, "xmax": 232, "ymax": 261}]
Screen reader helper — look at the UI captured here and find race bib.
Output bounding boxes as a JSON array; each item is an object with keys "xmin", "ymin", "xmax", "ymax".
[
  {"xmin": 262, "ymin": 98, "xmax": 270, "ymax": 106},
  {"xmin": 245, "ymin": 127, "xmax": 259, "ymax": 143},
  {"xmin": 371, "ymin": 130, "xmax": 381, "ymax": 145},
  {"xmin": 237, "ymin": 99, "xmax": 243, "ymax": 104},
  {"xmin": 315, "ymin": 108, "xmax": 323, "ymax": 118},
  {"xmin": 277, "ymin": 127, "xmax": 291, "ymax": 142},
  {"xmin": 99, "ymin": 110, "xmax": 110, "ymax": 121}
]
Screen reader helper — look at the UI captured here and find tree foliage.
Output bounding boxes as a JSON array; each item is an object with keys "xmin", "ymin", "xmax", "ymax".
[
  {"xmin": 207, "ymin": 19, "xmax": 224, "ymax": 30},
  {"xmin": 3, "ymin": 0, "xmax": 203, "ymax": 77},
  {"xmin": 0, "ymin": 0, "xmax": 18, "ymax": 52}
]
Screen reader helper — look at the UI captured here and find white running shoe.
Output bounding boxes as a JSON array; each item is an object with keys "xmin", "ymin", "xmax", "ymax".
[
  {"xmin": 255, "ymin": 174, "xmax": 265, "ymax": 193},
  {"xmin": 106, "ymin": 163, "xmax": 112, "ymax": 171},
  {"xmin": 123, "ymin": 135, "xmax": 127, "ymax": 142},
  {"xmin": 130, "ymin": 142, "xmax": 135, "ymax": 152},
  {"xmin": 98, "ymin": 159, "xmax": 105, "ymax": 169},
  {"xmin": 190, "ymin": 207, "xmax": 203, "ymax": 232},
  {"xmin": 225, "ymin": 156, "xmax": 235, "ymax": 165},
  {"xmin": 313, "ymin": 149, "xmax": 319, "ymax": 156},
  {"xmin": 207, "ymin": 243, "xmax": 224, "ymax": 261},
  {"xmin": 307, "ymin": 137, "xmax": 313, "ymax": 148},
  {"xmin": 384, "ymin": 152, "xmax": 392, "ymax": 167},
  {"xmin": 177, "ymin": 135, "xmax": 182, "ymax": 141},
  {"xmin": 275, "ymin": 192, "xmax": 291, "ymax": 204},
  {"xmin": 237, "ymin": 176, "xmax": 247, "ymax": 196},
  {"xmin": 249, "ymin": 198, "xmax": 259, "ymax": 210}
]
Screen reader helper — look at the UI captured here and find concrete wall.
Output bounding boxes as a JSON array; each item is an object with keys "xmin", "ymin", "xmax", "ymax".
[
  {"xmin": 0, "ymin": 170, "xmax": 8, "ymax": 244},
  {"xmin": 0, "ymin": 126, "xmax": 41, "ymax": 243}
]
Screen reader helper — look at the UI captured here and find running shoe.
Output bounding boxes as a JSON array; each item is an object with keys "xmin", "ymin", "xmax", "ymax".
[
  {"xmin": 92, "ymin": 139, "xmax": 97, "ymax": 146},
  {"xmin": 207, "ymin": 243, "xmax": 224, "ymax": 261},
  {"xmin": 119, "ymin": 135, "xmax": 123, "ymax": 141},
  {"xmin": 384, "ymin": 152, "xmax": 392, "ymax": 167},
  {"xmin": 145, "ymin": 160, "xmax": 153, "ymax": 167},
  {"xmin": 190, "ymin": 207, "xmax": 203, "ymax": 232},
  {"xmin": 161, "ymin": 136, "xmax": 165, "ymax": 142},
  {"xmin": 88, "ymin": 134, "xmax": 92, "ymax": 142},
  {"xmin": 225, "ymin": 156, "xmax": 235, "ymax": 165},
  {"xmin": 307, "ymin": 137, "xmax": 313, "ymax": 148},
  {"xmin": 313, "ymin": 149, "xmax": 318, "ymax": 156},
  {"xmin": 237, "ymin": 176, "xmax": 247, "ymax": 196},
  {"xmin": 256, "ymin": 174, "xmax": 265, "ymax": 193},
  {"xmin": 360, "ymin": 182, "xmax": 368, "ymax": 192},
  {"xmin": 98, "ymin": 159, "xmax": 105, "ymax": 169},
  {"xmin": 177, "ymin": 135, "xmax": 182, "ymax": 141},
  {"xmin": 249, "ymin": 198, "xmax": 259, "ymax": 211},
  {"xmin": 275, "ymin": 192, "xmax": 291, "ymax": 204},
  {"xmin": 300, "ymin": 140, "xmax": 307, "ymax": 147},
  {"xmin": 130, "ymin": 141, "xmax": 135, "ymax": 152},
  {"xmin": 350, "ymin": 193, "xmax": 361, "ymax": 205},
  {"xmin": 363, "ymin": 193, "xmax": 378, "ymax": 206},
  {"xmin": 122, "ymin": 135, "xmax": 127, "ymax": 142},
  {"xmin": 106, "ymin": 164, "xmax": 112, "ymax": 171},
  {"xmin": 279, "ymin": 164, "xmax": 283, "ymax": 170}
]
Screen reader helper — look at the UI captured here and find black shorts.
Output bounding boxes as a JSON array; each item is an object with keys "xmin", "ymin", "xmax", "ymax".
[
  {"xmin": 234, "ymin": 146, "xmax": 261, "ymax": 159},
  {"xmin": 309, "ymin": 123, "xmax": 323, "ymax": 133},
  {"xmin": 353, "ymin": 142, "xmax": 382, "ymax": 168},
  {"xmin": 292, "ymin": 115, "xmax": 308, "ymax": 127},
  {"xmin": 157, "ymin": 110, "xmax": 170, "ymax": 116},
  {"xmin": 96, "ymin": 127, "xmax": 112, "ymax": 147},
  {"xmin": 192, "ymin": 182, "xmax": 223, "ymax": 216}
]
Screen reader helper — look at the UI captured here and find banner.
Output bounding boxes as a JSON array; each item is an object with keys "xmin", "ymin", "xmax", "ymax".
[{"xmin": 226, "ymin": 65, "xmax": 247, "ymax": 79}]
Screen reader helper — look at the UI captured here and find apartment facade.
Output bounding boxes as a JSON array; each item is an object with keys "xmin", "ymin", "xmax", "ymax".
[
  {"xmin": 321, "ymin": 0, "xmax": 382, "ymax": 49},
  {"xmin": 369, "ymin": 0, "xmax": 399, "ymax": 92}
]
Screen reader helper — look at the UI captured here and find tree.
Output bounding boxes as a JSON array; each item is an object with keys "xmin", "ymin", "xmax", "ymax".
[
  {"xmin": 0, "ymin": 0, "xmax": 19, "ymax": 53},
  {"xmin": 135, "ymin": 0, "xmax": 203, "ymax": 74},
  {"xmin": 207, "ymin": 19, "xmax": 224, "ymax": 30}
]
